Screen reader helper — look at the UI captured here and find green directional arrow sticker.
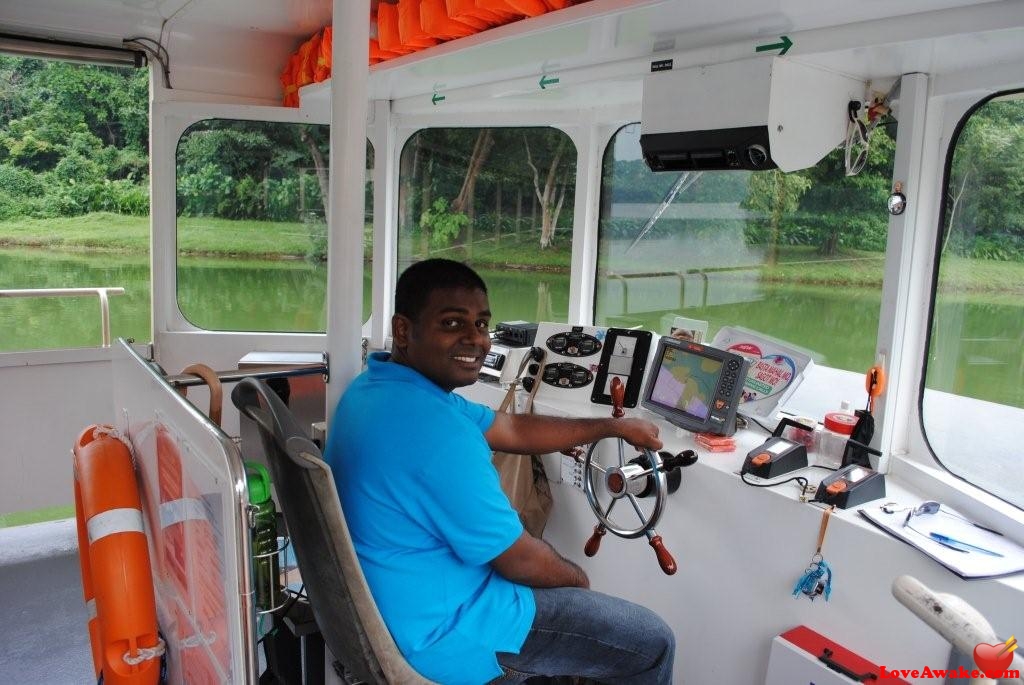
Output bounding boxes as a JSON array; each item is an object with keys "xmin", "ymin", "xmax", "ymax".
[
  {"xmin": 539, "ymin": 74, "xmax": 560, "ymax": 90},
  {"xmin": 755, "ymin": 35, "xmax": 793, "ymax": 55},
  {"xmin": 431, "ymin": 92, "xmax": 445, "ymax": 106}
]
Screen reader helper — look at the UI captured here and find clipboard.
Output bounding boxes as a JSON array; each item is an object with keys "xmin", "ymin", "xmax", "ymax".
[{"xmin": 859, "ymin": 503, "xmax": 1024, "ymax": 579}]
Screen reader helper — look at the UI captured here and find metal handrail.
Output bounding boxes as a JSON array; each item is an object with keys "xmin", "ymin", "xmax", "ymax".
[
  {"xmin": 165, "ymin": 362, "xmax": 329, "ymax": 388},
  {"xmin": 0, "ymin": 287, "xmax": 126, "ymax": 347}
]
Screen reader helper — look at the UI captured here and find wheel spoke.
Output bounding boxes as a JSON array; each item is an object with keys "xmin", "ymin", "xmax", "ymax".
[
  {"xmin": 601, "ymin": 498, "xmax": 617, "ymax": 518},
  {"xmin": 626, "ymin": 493, "xmax": 647, "ymax": 523}
]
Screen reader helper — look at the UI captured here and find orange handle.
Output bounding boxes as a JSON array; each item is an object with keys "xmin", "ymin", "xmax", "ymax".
[
  {"xmin": 865, "ymin": 365, "xmax": 886, "ymax": 413},
  {"xmin": 584, "ymin": 524, "xmax": 606, "ymax": 557},
  {"xmin": 610, "ymin": 376, "xmax": 625, "ymax": 418},
  {"xmin": 649, "ymin": 535, "xmax": 677, "ymax": 575}
]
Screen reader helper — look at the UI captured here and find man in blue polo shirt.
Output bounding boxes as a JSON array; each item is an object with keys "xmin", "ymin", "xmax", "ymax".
[{"xmin": 325, "ymin": 259, "xmax": 675, "ymax": 684}]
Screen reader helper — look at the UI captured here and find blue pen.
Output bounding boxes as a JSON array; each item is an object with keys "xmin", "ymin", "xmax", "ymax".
[{"xmin": 929, "ymin": 532, "xmax": 1004, "ymax": 557}]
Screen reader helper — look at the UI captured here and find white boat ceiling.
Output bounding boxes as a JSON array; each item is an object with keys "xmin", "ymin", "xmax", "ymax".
[{"xmin": 3, "ymin": 0, "xmax": 1024, "ymax": 107}]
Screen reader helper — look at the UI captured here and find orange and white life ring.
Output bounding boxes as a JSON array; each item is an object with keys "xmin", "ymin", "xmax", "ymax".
[{"xmin": 73, "ymin": 424, "xmax": 163, "ymax": 685}]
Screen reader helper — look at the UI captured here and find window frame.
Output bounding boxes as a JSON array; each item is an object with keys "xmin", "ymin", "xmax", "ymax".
[
  {"xmin": 381, "ymin": 106, "xmax": 619, "ymax": 346},
  {"xmin": 892, "ymin": 76, "xmax": 1024, "ymax": 532},
  {"xmin": 916, "ymin": 87, "xmax": 1024, "ymax": 508},
  {"xmin": 150, "ymin": 99, "xmax": 340, "ymax": 378}
]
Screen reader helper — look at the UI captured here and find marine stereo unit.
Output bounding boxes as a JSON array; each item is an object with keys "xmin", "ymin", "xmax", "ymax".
[{"xmin": 494, "ymin": 321, "xmax": 538, "ymax": 347}]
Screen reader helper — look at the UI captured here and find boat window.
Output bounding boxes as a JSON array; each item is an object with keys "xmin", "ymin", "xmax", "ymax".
[
  {"xmin": 922, "ymin": 91, "xmax": 1024, "ymax": 510},
  {"xmin": 595, "ymin": 122, "xmax": 896, "ymax": 380},
  {"xmin": 0, "ymin": 55, "xmax": 150, "ymax": 351},
  {"xmin": 397, "ymin": 127, "xmax": 576, "ymax": 323},
  {"xmin": 174, "ymin": 120, "xmax": 373, "ymax": 331}
]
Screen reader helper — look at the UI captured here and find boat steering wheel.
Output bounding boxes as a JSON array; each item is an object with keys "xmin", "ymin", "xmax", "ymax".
[
  {"xmin": 583, "ymin": 442, "xmax": 667, "ymax": 539},
  {"xmin": 579, "ymin": 377, "xmax": 691, "ymax": 575}
]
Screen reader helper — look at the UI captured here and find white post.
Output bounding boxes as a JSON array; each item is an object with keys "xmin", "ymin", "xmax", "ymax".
[
  {"xmin": 567, "ymin": 114, "xmax": 604, "ymax": 326},
  {"xmin": 325, "ymin": 0, "xmax": 371, "ymax": 425},
  {"xmin": 873, "ymin": 72, "xmax": 930, "ymax": 473}
]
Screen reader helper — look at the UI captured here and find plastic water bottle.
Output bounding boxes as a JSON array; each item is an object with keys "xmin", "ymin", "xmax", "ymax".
[
  {"xmin": 246, "ymin": 462, "xmax": 281, "ymax": 611},
  {"xmin": 817, "ymin": 402, "xmax": 858, "ymax": 470}
]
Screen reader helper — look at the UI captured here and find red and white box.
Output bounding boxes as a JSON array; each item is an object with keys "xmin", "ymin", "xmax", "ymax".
[{"xmin": 765, "ymin": 625, "xmax": 909, "ymax": 685}]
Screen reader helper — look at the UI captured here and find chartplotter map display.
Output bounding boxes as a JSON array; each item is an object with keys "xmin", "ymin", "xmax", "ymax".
[{"xmin": 649, "ymin": 346, "xmax": 723, "ymax": 421}]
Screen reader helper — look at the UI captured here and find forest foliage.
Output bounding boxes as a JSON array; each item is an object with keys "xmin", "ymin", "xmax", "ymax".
[{"xmin": 2, "ymin": 56, "xmax": 1022, "ymax": 261}]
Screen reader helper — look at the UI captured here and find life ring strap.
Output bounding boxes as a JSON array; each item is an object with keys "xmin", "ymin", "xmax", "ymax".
[
  {"xmin": 123, "ymin": 636, "xmax": 166, "ymax": 666},
  {"xmin": 87, "ymin": 507, "xmax": 144, "ymax": 544}
]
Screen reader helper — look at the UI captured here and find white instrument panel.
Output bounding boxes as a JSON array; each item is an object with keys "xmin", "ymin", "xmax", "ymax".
[{"xmin": 530, "ymin": 323, "xmax": 657, "ymax": 410}]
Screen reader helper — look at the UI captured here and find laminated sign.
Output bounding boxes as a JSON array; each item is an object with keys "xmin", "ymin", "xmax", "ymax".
[{"xmin": 710, "ymin": 326, "xmax": 814, "ymax": 421}]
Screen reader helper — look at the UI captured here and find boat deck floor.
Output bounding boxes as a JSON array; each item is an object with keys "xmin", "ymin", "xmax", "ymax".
[{"xmin": 0, "ymin": 519, "xmax": 94, "ymax": 684}]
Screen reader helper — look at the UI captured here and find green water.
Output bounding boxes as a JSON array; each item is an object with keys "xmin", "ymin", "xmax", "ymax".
[{"xmin": 1, "ymin": 247, "xmax": 1020, "ymax": 409}]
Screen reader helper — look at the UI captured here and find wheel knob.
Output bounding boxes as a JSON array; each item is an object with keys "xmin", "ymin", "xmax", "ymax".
[
  {"xmin": 650, "ymin": 535, "xmax": 677, "ymax": 575},
  {"xmin": 610, "ymin": 376, "xmax": 625, "ymax": 418}
]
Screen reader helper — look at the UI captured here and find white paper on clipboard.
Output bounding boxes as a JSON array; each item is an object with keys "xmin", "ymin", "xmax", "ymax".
[{"xmin": 859, "ymin": 503, "xmax": 1024, "ymax": 579}]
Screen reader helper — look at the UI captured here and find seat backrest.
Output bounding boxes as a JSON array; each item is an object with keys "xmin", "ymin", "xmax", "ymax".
[{"xmin": 231, "ymin": 377, "xmax": 434, "ymax": 685}]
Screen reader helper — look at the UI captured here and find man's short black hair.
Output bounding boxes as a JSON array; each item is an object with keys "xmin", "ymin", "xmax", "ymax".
[{"xmin": 394, "ymin": 259, "xmax": 488, "ymax": 320}]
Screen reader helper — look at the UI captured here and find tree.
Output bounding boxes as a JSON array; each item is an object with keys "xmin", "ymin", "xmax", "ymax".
[
  {"xmin": 944, "ymin": 99, "xmax": 1024, "ymax": 259},
  {"xmin": 451, "ymin": 129, "xmax": 494, "ymax": 219},
  {"xmin": 396, "ymin": 127, "xmax": 576, "ymax": 255},
  {"xmin": 742, "ymin": 169, "xmax": 811, "ymax": 263},
  {"xmin": 524, "ymin": 132, "xmax": 568, "ymax": 248},
  {"xmin": 0, "ymin": 56, "xmax": 150, "ymax": 219},
  {"xmin": 175, "ymin": 120, "xmax": 330, "ymax": 221},
  {"xmin": 787, "ymin": 125, "xmax": 895, "ymax": 256}
]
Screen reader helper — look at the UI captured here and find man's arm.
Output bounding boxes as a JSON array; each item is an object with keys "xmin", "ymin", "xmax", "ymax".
[
  {"xmin": 485, "ymin": 412, "xmax": 663, "ymax": 455},
  {"xmin": 490, "ymin": 531, "xmax": 589, "ymax": 589}
]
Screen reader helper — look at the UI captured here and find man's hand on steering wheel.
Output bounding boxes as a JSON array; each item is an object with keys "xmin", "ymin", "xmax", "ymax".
[{"xmin": 613, "ymin": 418, "xmax": 663, "ymax": 452}]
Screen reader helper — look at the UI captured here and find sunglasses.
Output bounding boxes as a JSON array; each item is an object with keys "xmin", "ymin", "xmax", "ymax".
[{"xmin": 899, "ymin": 500, "xmax": 1002, "ymax": 535}]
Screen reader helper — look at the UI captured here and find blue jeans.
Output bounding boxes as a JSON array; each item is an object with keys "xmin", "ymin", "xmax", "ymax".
[{"xmin": 492, "ymin": 587, "xmax": 675, "ymax": 684}]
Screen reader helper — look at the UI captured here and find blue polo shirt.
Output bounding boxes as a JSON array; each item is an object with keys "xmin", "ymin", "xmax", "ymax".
[{"xmin": 324, "ymin": 352, "xmax": 535, "ymax": 684}]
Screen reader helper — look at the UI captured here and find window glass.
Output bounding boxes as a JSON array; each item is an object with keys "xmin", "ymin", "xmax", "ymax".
[
  {"xmin": 596, "ymin": 122, "xmax": 895, "ymax": 375},
  {"xmin": 175, "ymin": 121, "xmax": 373, "ymax": 330},
  {"xmin": 0, "ymin": 55, "xmax": 150, "ymax": 351},
  {"xmin": 923, "ymin": 92, "xmax": 1024, "ymax": 509},
  {"xmin": 397, "ymin": 128, "xmax": 575, "ymax": 323}
]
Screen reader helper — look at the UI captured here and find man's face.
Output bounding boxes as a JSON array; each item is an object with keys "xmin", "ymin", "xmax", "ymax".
[{"xmin": 392, "ymin": 286, "xmax": 492, "ymax": 391}]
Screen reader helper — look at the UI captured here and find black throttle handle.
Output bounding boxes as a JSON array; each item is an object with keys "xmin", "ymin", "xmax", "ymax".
[{"xmin": 661, "ymin": 449, "xmax": 698, "ymax": 471}]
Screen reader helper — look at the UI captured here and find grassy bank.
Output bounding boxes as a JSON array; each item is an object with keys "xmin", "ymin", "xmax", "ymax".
[
  {"xmin": 2, "ymin": 212, "xmax": 1022, "ymax": 293},
  {"xmin": 0, "ymin": 212, "xmax": 317, "ymax": 258}
]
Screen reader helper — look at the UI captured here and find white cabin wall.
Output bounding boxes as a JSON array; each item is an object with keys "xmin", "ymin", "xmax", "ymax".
[
  {"xmin": 541, "ymin": 447, "xmax": 1024, "ymax": 684},
  {"xmin": 162, "ymin": 24, "xmax": 299, "ymax": 102},
  {"xmin": 0, "ymin": 350, "xmax": 114, "ymax": 515}
]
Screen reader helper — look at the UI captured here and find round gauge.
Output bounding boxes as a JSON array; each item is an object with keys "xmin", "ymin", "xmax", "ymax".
[
  {"xmin": 545, "ymin": 331, "xmax": 602, "ymax": 357},
  {"xmin": 541, "ymin": 362, "xmax": 594, "ymax": 389}
]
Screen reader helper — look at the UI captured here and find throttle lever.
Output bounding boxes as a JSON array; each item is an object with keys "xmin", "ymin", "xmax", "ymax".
[{"xmin": 661, "ymin": 449, "xmax": 698, "ymax": 471}]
